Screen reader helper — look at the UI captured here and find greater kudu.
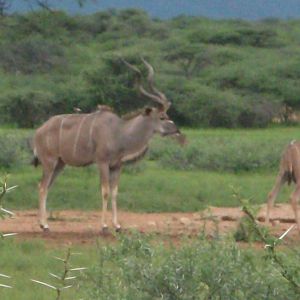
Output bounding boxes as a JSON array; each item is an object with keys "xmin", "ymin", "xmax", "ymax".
[
  {"xmin": 266, "ymin": 140, "xmax": 300, "ymax": 232},
  {"xmin": 32, "ymin": 59, "xmax": 184, "ymax": 233}
]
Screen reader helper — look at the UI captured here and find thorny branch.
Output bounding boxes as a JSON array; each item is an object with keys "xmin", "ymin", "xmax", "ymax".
[
  {"xmin": 31, "ymin": 247, "xmax": 87, "ymax": 299},
  {"xmin": 232, "ymin": 187, "xmax": 300, "ymax": 292},
  {"xmin": 0, "ymin": 175, "xmax": 17, "ymax": 289}
]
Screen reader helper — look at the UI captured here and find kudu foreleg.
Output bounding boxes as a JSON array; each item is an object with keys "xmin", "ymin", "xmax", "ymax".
[
  {"xmin": 266, "ymin": 172, "xmax": 285, "ymax": 224},
  {"xmin": 99, "ymin": 163, "xmax": 110, "ymax": 233},
  {"xmin": 39, "ymin": 181, "xmax": 49, "ymax": 230},
  {"xmin": 110, "ymin": 166, "xmax": 122, "ymax": 231},
  {"xmin": 38, "ymin": 169, "xmax": 55, "ymax": 231}
]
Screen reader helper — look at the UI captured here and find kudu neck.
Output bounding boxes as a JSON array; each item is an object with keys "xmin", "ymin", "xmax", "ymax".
[{"xmin": 121, "ymin": 115, "xmax": 154, "ymax": 152}]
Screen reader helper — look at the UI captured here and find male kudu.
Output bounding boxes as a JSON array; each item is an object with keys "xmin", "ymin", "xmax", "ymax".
[
  {"xmin": 32, "ymin": 59, "xmax": 184, "ymax": 233},
  {"xmin": 266, "ymin": 140, "xmax": 300, "ymax": 232}
]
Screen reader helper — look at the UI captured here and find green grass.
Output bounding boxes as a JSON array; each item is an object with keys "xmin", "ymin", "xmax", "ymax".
[
  {"xmin": 0, "ymin": 239, "xmax": 98, "ymax": 300},
  {"xmin": 2, "ymin": 162, "xmax": 294, "ymax": 213}
]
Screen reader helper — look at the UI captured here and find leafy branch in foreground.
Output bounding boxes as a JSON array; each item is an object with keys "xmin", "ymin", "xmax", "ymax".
[
  {"xmin": 232, "ymin": 187, "xmax": 300, "ymax": 292},
  {"xmin": 0, "ymin": 175, "xmax": 18, "ymax": 289},
  {"xmin": 31, "ymin": 248, "xmax": 87, "ymax": 300}
]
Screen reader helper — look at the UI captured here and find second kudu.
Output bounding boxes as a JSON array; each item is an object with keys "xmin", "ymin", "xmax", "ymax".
[
  {"xmin": 32, "ymin": 58, "xmax": 184, "ymax": 233},
  {"xmin": 266, "ymin": 140, "xmax": 300, "ymax": 233}
]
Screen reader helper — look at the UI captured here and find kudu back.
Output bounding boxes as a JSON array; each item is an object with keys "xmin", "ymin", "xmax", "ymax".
[
  {"xmin": 266, "ymin": 140, "xmax": 300, "ymax": 232},
  {"xmin": 32, "ymin": 59, "xmax": 185, "ymax": 232}
]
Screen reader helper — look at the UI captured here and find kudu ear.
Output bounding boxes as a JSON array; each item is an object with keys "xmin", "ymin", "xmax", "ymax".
[{"xmin": 143, "ymin": 107, "xmax": 153, "ymax": 116}]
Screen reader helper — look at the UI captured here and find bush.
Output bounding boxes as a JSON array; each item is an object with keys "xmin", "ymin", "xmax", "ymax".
[
  {"xmin": 149, "ymin": 133, "xmax": 286, "ymax": 172},
  {"xmin": 167, "ymin": 79, "xmax": 243, "ymax": 127},
  {"xmin": 0, "ymin": 132, "xmax": 32, "ymax": 169},
  {"xmin": 234, "ymin": 215, "xmax": 270, "ymax": 242},
  {"xmin": 82, "ymin": 233, "xmax": 300, "ymax": 300},
  {"xmin": 10, "ymin": 11, "xmax": 80, "ymax": 40},
  {"xmin": 0, "ymin": 36, "xmax": 67, "ymax": 74},
  {"xmin": 0, "ymin": 90, "xmax": 55, "ymax": 127},
  {"xmin": 238, "ymin": 100, "xmax": 280, "ymax": 128}
]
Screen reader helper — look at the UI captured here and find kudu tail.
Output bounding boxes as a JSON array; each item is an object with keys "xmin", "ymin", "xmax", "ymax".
[
  {"xmin": 31, "ymin": 146, "xmax": 40, "ymax": 167},
  {"xmin": 285, "ymin": 140, "xmax": 297, "ymax": 185},
  {"xmin": 31, "ymin": 155, "xmax": 40, "ymax": 167}
]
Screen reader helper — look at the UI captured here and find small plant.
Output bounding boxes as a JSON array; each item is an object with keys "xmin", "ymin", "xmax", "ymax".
[
  {"xmin": 232, "ymin": 187, "xmax": 300, "ymax": 293},
  {"xmin": 31, "ymin": 248, "xmax": 87, "ymax": 300},
  {"xmin": 0, "ymin": 175, "xmax": 18, "ymax": 289},
  {"xmin": 233, "ymin": 199, "xmax": 270, "ymax": 242}
]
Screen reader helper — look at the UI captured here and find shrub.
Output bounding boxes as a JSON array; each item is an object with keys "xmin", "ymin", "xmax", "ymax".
[
  {"xmin": 238, "ymin": 100, "xmax": 280, "ymax": 128},
  {"xmin": 79, "ymin": 11, "xmax": 114, "ymax": 36},
  {"xmin": 234, "ymin": 215, "xmax": 270, "ymax": 242},
  {"xmin": 10, "ymin": 11, "xmax": 80, "ymax": 40},
  {"xmin": 0, "ymin": 36, "xmax": 67, "ymax": 74},
  {"xmin": 149, "ymin": 133, "xmax": 286, "ymax": 172},
  {"xmin": 0, "ymin": 132, "xmax": 31, "ymax": 169},
  {"xmin": 167, "ymin": 79, "xmax": 243, "ymax": 127},
  {"xmin": 0, "ymin": 90, "xmax": 55, "ymax": 127},
  {"xmin": 82, "ymin": 233, "xmax": 300, "ymax": 300}
]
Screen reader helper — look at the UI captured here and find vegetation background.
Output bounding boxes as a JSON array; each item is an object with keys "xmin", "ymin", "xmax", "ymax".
[
  {"xmin": 0, "ymin": 8, "xmax": 300, "ymax": 129},
  {"xmin": 1, "ymin": 5, "xmax": 300, "ymax": 300}
]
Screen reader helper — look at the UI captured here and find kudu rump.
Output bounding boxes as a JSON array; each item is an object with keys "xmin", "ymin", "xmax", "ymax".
[
  {"xmin": 32, "ymin": 59, "xmax": 184, "ymax": 232},
  {"xmin": 266, "ymin": 140, "xmax": 300, "ymax": 232}
]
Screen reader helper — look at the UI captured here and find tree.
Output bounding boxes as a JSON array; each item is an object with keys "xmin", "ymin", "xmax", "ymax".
[
  {"xmin": 0, "ymin": 0, "xmax": 11, "ymax": 16},
  {"xmin": 164, "ymin": 41, "xmax": 211, "ymax": 78},
  {"xmin": 23, "ymin": 0, "xmax": 96, "ymax": 12}
]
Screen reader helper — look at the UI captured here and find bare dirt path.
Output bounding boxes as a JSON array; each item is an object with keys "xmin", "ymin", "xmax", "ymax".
[{"xmin": 0, "ymin": 204, "xmax": 299, "ymax": 245}]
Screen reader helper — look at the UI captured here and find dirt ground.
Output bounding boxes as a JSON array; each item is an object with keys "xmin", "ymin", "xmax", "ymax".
[{"xmin": 0, "ymin": 204, "xmax": 299, "ymax": 245}]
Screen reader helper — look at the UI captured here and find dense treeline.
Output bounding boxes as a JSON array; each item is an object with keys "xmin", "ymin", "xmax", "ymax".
[{"xmin": 0, "ymin": 9, "xmax": 300, "ymax": 128}]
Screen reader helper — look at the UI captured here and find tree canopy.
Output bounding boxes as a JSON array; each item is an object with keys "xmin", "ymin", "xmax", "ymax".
[{"xmin": 0, "ymin": 9, "xmax": 300, "ymax": 127}]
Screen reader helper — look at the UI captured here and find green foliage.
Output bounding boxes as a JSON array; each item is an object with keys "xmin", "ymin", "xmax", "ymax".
[
  {"xmin": 0, "ymin": 90, "xmax": 55, "ymax": 127},
  {"xmin": 0, "ymin": 131, "xmax": 31, "ymax": 168},
  {"xmin": 0, "ymin": 10, "xmax": 300, "ymax": 127},
  {"xmin": 6, "ymin": 11, "xmax": 81, "ymax": 42},
  {"xmin": 234, "ymin": 214, "xmax": 270, "ymax": 242},
  {"xmin": 83, "ymin": 233, "xmax": 300, "ymax": 300},
  {"xmin": 0, "ymin": 36, "xmax": 67, "ymax": 74},
  {"xmin": 233, "ymin": 189, "xmax": 300, "ymax": 292},
  {"xmin": 149, "ymin": 128, "xmax": 289, "ymax": 172}
]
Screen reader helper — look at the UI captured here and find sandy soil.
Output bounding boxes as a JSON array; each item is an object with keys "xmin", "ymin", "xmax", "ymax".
[{"xmin": 0, "ymin": 204, "xmax": 299, "ymax": 245}]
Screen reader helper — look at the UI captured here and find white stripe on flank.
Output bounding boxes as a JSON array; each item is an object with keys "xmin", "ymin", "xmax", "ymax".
[
  {"xmin": 58, "ymin": 116, "xmax": 66, "ymax": 157},
  {"xmin": 46, "ymin": 134, "xmax": 51, "ymax": 150},
  {"xmin": 73, "ymin": 115, "xmax": 88, "ymax": 158},
  {"xmin": 88, "ymin": 113, "xmax": 98, "ymax": 148}
]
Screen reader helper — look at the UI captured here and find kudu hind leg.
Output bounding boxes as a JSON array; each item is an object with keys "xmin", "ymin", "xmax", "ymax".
[
  {"xmin": 290, "ymin": 185, "xmax": 300, "ymax": 233},
  {"xmin": 266, "ymin": 173, "xmax": 285, "ymax": 224},
  {"xmin": 39, "ymin": 160, "xmax": 65, "ymax": 231}
]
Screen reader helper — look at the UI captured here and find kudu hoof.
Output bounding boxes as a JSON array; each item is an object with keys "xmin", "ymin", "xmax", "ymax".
[
  {"xmin": 40, "ymin": 225, "xmax": 50, "ymax": 233},
  {"xmin": 101, "ymin": 226, "xmax": 109, "ymax": 235},
  {"xmin": 115, "ymin": 226, "xmax": 122, "ymax": 233}
]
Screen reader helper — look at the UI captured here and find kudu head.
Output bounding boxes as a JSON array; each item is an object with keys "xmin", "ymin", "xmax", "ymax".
[{"xmin": 122, "ymin": 58, "xmax": 186, "ymax": 143}]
